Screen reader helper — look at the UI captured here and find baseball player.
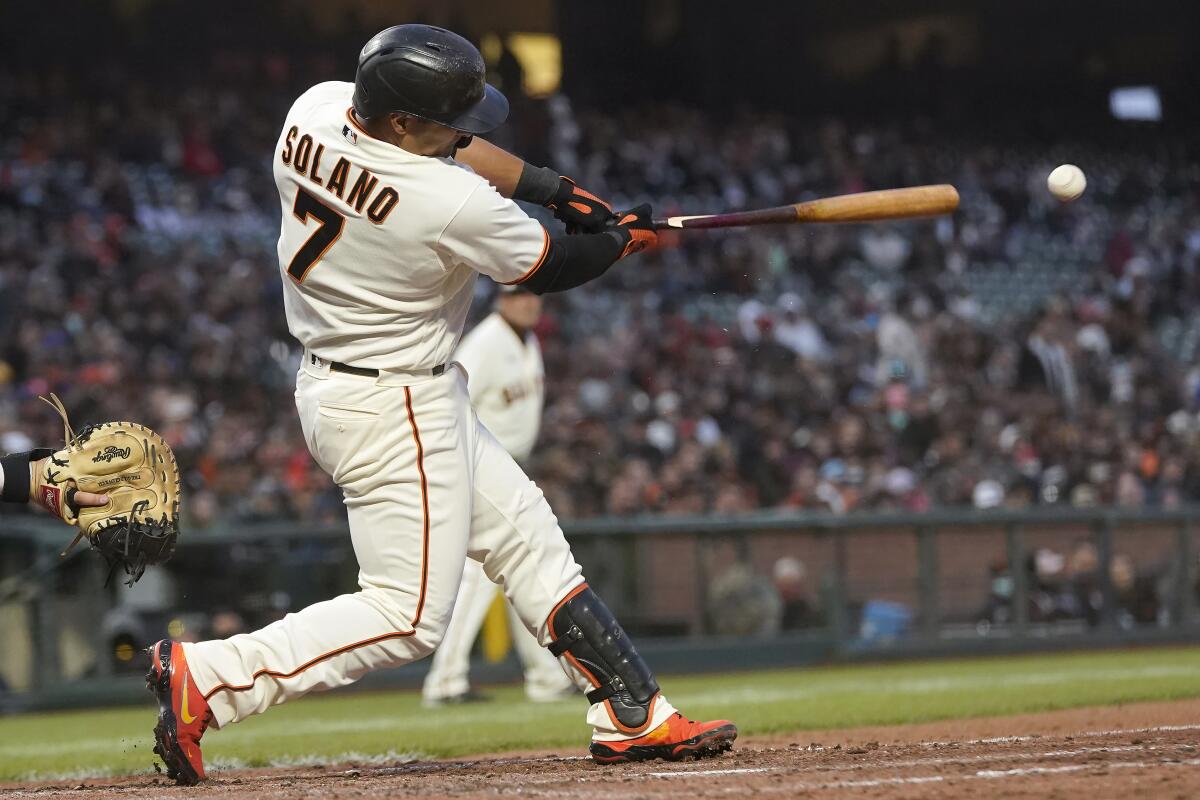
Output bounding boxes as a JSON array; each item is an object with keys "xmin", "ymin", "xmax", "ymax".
[
  {"xmin": 146, "ymin": 25, "xmax": 736, "ymax": 785},
  {"xmin": 422, "ymin": 284, "xmax": 575, "ymax": 706}
]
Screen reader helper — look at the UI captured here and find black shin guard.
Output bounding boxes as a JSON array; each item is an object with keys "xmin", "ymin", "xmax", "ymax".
[{"xmin": 548, "ymin": 584, "xmax": 660, "ymax": 731}]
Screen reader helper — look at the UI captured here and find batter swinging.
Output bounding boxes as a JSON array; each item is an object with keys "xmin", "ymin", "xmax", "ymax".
[{"xmin": 145, "ymin": 25, "xmax": 736, "ymax": 785}]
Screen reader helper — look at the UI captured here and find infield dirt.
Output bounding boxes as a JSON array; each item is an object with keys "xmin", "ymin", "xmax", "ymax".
[{"xmin": 3, "ymin": 699, "xmax": 1198, "ymax": 799}]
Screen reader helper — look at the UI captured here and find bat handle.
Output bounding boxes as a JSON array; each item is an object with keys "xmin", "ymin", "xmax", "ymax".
[{"xmin": 651, "ymin": 218, "xmax": 670, "ymax": 230}]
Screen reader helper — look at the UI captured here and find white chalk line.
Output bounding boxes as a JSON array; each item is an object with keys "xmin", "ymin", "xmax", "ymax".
[
  {"xmin": 644, "ymin": 744, "xmax": 1173, "ymax": 779},
  {"xmin": 2, "ymin": 751, "xmax": 590, "ymax": 785},
  {"xmin": 790, "ymin": 723, "xmax": 1200, "ymax": 756},
  {"xmin": 827, "ymin": 757, "xmax": 1200, "ymax": 790},
  {"xmin": 649, "ymin": 768, "xmax": 770, "ymax": 777},
  {"xmin": 613, "ymin": 755, "xmax": 1200, "ymax": 795},
  {"xmin": 808, "ymin": 744, "xmax": 1162, "ymax": 772},
  {"xmin": 922, "ymin": 722, "xmax": 1200, "ymax": 749},
  {"xmin": 833, "ymin": 775, "xmax": 945, "ymax": 788},
  {"xmin": 460, "ymin": 754, "xmax": 1200, "ymax": 800}
]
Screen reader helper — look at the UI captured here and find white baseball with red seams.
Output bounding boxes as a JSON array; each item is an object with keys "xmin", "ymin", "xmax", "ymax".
[
  {"xmin": 179, "ymin": 81, "xmax": 678, "ymax": 741},
  {"xmin": 1047, "ymin": 164, "xmax": 1086, "ymax": 202}
]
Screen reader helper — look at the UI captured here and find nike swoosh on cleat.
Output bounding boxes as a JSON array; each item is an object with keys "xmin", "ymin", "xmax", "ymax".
[{"xmin": 181, "ymin": 670, "xmax": 197, "ymax": 724}]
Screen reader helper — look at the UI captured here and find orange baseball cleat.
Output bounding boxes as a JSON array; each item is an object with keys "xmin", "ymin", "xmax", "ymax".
[
  {"xmin": 590, "ymin": 713, "xmax": 738, "ymax": 764},
  {"xmin": 146, "ymin": 639, "xmax": 212, "ymax": 785}
]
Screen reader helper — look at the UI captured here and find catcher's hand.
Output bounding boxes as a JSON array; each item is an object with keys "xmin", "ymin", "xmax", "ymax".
[
  {"xmin": 33, "ymin": 394, "xmax": 181, "ymax": 585},
  {"xmin": 71, "ymin": 489, "xmax": 111, "ymax": 507}
]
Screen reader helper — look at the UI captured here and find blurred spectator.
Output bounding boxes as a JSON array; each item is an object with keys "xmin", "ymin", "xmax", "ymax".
[
  {"xmin": 773, "ymin": 556, "xmax": 817, "ymax": 630},
  {"xmin": 981, "ymin": 539, "xmax": 1169, "ymax": 629},
  {"xmin": 1, "ymin": 56, "xmax": 1199, "ymax": 528},
  {"xmin": 707, "ymin": 563, "xmax": 782, "ymax": 637},
  {"xmin": 208, "ymin": 610, "xmax": 247, "ymax": 640}
]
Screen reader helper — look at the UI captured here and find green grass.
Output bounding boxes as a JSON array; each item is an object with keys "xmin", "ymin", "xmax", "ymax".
[{"xmin": 1, "ymin": 646, "xmax": 1199, "ymax": 782}]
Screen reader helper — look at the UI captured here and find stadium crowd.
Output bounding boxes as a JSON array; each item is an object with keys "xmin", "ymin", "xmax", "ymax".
[{"xmin": 2, "ymin": 57, "xmax": 1200, "ymax": 528}]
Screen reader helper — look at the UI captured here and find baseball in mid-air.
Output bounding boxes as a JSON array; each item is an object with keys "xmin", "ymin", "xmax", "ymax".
[{"xmin": 1047, "ymin": 164, "xmax": 1087, "ymax": 202}]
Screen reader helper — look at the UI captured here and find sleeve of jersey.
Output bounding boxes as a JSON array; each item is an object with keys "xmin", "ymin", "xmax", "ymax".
[{"xmin": 438, "ymin": 183, "xmax": 551, "ymax": 285}]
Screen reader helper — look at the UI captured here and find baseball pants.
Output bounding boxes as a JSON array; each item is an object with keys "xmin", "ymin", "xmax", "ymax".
[
  {"xmin": 421, "ymin": 558, "xmax": 575, "ymax": 704},
  {"xmin": 183, "ymin": 361, "xmax": 675, "ymax": 740}
]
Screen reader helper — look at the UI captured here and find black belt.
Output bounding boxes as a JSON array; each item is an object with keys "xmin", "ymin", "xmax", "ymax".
[{"xmin": 329, "ymin": 361, "xmax": 445, "ymax": 378}]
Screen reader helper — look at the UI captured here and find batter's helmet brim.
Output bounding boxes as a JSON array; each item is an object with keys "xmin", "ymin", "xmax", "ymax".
[{"xmin": 448, "ymin": 83, "xmax": 510, "ymax": 134}]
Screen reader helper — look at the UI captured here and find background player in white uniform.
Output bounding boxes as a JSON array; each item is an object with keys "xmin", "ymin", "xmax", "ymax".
[
  {"xmin": 423, "ymin": 285, "xmax": 576, "ymax": 706},
  {"xmin": 144, "ymin": 25, "xmax": 736, "ymax": 785}
]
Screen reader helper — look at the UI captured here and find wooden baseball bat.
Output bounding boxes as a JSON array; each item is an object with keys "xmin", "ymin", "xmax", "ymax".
[{"xmin": 652, "ymin": 184, "xmax": 959, "ymax": 231}]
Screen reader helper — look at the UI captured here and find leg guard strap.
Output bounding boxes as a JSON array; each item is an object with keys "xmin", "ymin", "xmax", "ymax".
[{"xmin": 548, "ymin": 585, "xmax": 660, "ymax": 730}]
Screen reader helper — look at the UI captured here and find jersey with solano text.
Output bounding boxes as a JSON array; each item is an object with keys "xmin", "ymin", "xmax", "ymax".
[{"xmin": 274, "ymin": 82, "xmax": 549, "ymax": 370}]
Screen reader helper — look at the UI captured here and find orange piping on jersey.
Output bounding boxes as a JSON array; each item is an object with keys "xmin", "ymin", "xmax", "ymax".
[
  {"xmin": 202, "ymin": 387, "xmax": 431, "ymax": 700},
  {"xmin": 501, "ymin": 227, "xmax": 551, "ymax": 286},
  {"xmin": 346, "ymin": 109, "xmax": 374, "ymax": 139}
]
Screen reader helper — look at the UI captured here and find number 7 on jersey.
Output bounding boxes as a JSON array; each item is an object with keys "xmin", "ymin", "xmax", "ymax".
[{"xmin": 287, "ymin": 188, "xmax": 346, "ymax": 283}]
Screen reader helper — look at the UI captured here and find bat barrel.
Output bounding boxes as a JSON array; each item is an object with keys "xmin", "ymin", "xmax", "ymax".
[{"xmin": 795, "ymin": 184, "xmax": 959, "ymax": 223}]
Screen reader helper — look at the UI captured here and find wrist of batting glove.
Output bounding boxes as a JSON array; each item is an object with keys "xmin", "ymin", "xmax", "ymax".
[
  {"xmin": 549, "ymin": 177, "xmax": 616, "ymax": 233},
  {"xmin": 609, "ymin": 204, "xmax": 657, "ymax": 259}
]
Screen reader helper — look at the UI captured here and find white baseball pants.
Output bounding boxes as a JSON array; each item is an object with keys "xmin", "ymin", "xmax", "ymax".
[
  {"xmin": 183, "ymin": 361, "xmax": 674, "ymax": 740},
  {"xmin": 421, "ymin": 558, "xmax": 575, "ymax": 704}
]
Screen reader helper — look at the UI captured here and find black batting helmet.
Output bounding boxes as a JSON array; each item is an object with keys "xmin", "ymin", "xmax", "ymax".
[{"xmin": 352, "ymin": 25, "xmax": 510, "ymax": 135}]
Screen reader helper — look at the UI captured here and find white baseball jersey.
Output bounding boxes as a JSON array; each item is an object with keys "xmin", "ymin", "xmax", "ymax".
[
  {"xmin": 273, "ymin": 81, "xmax": 550, "ymax": 370},
  {"xmin": 456, "ymin": 312, "xmax": 544, "ymax": 462}
]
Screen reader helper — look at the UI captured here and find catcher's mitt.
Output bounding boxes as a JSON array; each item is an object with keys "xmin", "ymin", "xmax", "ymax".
[{"xmin": 34, "ymin": 394, "xmax": 181, "ymax": 585}]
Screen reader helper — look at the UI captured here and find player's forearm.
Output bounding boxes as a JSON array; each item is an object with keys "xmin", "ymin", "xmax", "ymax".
[
  {"xmin": 520, "ymin": 232, "xmax": 624, "ymax": 294},
  {"xmin": 457, "ymin": 139, "xmax": 594, "ymax": 213},
  {"xmin": 456, "ymin": 138, "xmax": 530, "ymax": 199},
  {"xmin": 457, "ymin": 139, "xmax": 617, "ymax": 235}
]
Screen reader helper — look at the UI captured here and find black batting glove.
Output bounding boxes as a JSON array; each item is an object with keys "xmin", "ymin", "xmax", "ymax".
[
  {"xmin": 608, "ymin": 204, "xmax": 658, "ymax": 259},
  {"xmin": 548, "ymin": 177, "xmax": 617, "ymax": 233}
]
